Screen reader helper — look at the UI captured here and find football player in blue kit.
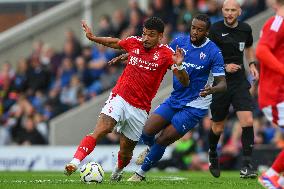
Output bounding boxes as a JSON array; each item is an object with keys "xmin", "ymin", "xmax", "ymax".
[{"xmin": 127, "ymin": 14, "xmax": 227, "ymax": 181}]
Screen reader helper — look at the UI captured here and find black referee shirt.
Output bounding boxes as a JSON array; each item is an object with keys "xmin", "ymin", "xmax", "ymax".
[{"xmin": 209, "ymin": 21, "xmax": 253, "ymax": 84}]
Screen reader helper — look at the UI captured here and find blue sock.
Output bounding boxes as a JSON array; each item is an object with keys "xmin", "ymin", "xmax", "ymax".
[
  {"xmin": 141, "ymin": 143, "xmax": 166, "ymax": 172},
  {"xmin": 141, "ymin": 131, "xmax": 155, "ymax": 147}
]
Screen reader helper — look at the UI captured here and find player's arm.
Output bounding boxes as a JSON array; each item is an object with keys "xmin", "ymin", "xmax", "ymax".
[
  {"xmin": 199, "ymin": 76, "xmax": 227, "ymax": 97},
  {"xmin": 172, "ymin": 47, "xmax": 189, "ymax": 87},
  {"xmin": 82, "ymin": 20, "xmax": 122, "ymax": 49},
  {"xmin": 108, "ymin": 53, "xmax": 128, "ymax": 65},
  {"xmin": 256, "ymin": 43, "xmax": 284, "ymax": 76},
  {"xmin": 244, "ymin": 46, "xmax": 259, "ymax": 80}
]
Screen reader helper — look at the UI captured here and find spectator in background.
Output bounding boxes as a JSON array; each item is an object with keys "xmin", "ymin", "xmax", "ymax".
[
  {"xmin": 112, "ymin": 9, "xmax": 129, "ymax": 38},
  {"xmin": 97, "ymin": 15, "xmax": 114, "ymax": 37},
  {"xmin": 26, "ymin": 53, "xmax": 50, "ymax": 95},
  {"xmin": 74, "ymin": 56, "xmax": 92, "ymax": 87},
  {"xmin": 65, "ymin": 29, "xmax": 82, "ymax": 58},
  {"xmin": 60, "ymin": 75, "xmax": 84, "ymax": 108},
  {"xmin": 89, "ymin": 44, "xmax": 115, "ymax": 81},
  {"xmin": 178, "ymin": 0, "xmax": 199, "ymax": 28}
]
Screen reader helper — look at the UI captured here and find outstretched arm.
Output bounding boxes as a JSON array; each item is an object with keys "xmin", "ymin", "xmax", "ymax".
[
  {"xmin": 199, "ymin": 76, "xmax": 226, "ymax": 97},
  {"xmin": 172, "ymin": 47, "xmax": 189, "ymax": 87},
  {"xmin": 82, "ymin": 20, "xmax": 122, "ymax": 49}
]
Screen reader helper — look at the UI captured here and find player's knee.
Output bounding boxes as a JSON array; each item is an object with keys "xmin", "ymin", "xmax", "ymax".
[
  {"xmin": 156, "ymin": 136, "xmax": 170, "ymax": 146},
  {"xmin": 212, "ymin": 123, "xmax": 224, "ymax": 134},
  {"xmin": 240, "ymin": 117, "xmax": 254, "ymax": 126},
  {"xmin": 119, "ymin": 149, "xmax": 133, "ymax": 159}
]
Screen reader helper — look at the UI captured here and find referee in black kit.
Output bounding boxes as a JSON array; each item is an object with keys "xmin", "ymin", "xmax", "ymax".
[{"xmin": 207, "ymin": 0, "xmax": 259, "ymax": 178}]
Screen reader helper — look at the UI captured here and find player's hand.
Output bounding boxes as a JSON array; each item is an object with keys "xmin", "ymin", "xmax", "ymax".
[
  {"xmin": 199, "ymin": 84, "xmax": 215, "ymax": 97},
  {"xmin": 172, "ymin": 46, "xmax": 184, "ymax": 66},
  {"xmin": 108, "ymin": 53, "xmax": 128, "ymax": 65},
  {"xmin": 225, "ymin": 63, "xmax": 241, "ymax": 73},
  {"xmin": 81, "ymin": 20, "xmax": 95, "ymax": 40},
  {"xmin": 249, "ymin": 64, "xmax": 259, "ymax": 81}
]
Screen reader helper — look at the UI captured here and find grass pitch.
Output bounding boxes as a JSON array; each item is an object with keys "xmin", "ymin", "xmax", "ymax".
[{"xmin": 0, "ymin": 171, "xmax": 261, "ymax": 189}]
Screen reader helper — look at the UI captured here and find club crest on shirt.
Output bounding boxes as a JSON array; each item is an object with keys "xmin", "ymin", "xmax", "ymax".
[
  {"xmin": 239, "ymin": 42, "xmax": 245, "ymax": 52},
  {"xmin": 153, "ymin": 51, "xmax": 159, "ymax": 61},
  {"xmin": 200, "ymin": 52, "xmax": 206, "ymax": 60}
]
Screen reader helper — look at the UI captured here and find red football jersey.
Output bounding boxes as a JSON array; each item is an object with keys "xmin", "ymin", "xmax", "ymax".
[
  {"xmin": 257, "ymin": 15, "xmax": 284, "ymax": 108},
  {"xmin": 112, "ymin": 36, "xmax": 174, "ymax": 112}
]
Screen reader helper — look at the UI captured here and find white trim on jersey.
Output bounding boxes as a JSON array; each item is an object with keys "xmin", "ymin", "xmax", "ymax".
[
  {"xmin": 126, "ymin": 36, "xmax": 142, "ymax": 41},
  {"xmin": 271, "ymin": 15, "xmax": 283, "ymax": 32},
  {"xmin": 191, "ymin": 38, "xmax": 210, "ymax": 48},
  {"xmin": 186, "ymin": 71, "xmax": 214, "ymax": 109},
  {"xmin": 212, "ymin": 73, "xmax": 225, "ymax": 76}
]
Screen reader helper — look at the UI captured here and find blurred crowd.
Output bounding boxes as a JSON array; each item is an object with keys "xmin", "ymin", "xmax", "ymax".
[{"xmin": 0, "ymin": 0, "xmax": 282, "ymax": 170}]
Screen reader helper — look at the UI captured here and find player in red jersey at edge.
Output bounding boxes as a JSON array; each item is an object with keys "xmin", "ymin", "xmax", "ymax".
[
  {"xmin": 256, "ymin": 0, "xmax": 284, "ymax": 188},
  {"xmin": 64, "ymin": 17, "xmax": 189, "ymax": 181}
]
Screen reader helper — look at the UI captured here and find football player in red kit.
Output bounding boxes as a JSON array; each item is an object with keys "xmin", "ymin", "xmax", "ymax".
[
  {"xmin": 256, "ymin": 0, "xmax": 284, "ymax": 188},
  {"xmin": 64, "ymin": 17, "xmax": 189, "ymax": 181}
]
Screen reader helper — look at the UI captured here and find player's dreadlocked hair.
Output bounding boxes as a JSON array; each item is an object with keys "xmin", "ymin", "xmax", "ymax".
[
  {"xmin": 143, "ymin": 17, "xmax": 165, "ymax": 33},
  {"xmin": 194, "ymin": 14, "xmax": 211, "ymax": 30}
]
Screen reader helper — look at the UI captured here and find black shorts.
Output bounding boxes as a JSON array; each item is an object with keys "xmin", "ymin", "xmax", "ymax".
[{"xmin": 210, "ymin": 82, "xmax": 253, "ymax": 122}]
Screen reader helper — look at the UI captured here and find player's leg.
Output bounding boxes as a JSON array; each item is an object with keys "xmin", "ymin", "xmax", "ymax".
[
  {"xmin": 208, "ymin": 91, "xmax": 231, "ymax": 178},
  {"xmin": 259, "ymin": 102, "xmax": 284, "ymax": 188},
  {"xmin": 65, "ymin": 93, "xmax": 121, "ymax": 176},
  {"xmin": 111, "ymin": 133, "xmax": 137, "ymax": 181},
  {"xmin": 111, "ymin": 99, "xmax": 148, "ymax": 181},
  {"xmin": 233, "ymin": 86, "xmax": 256, "ymax": 178},
  {"xmin": 129, "ymin": 107, "xmax": 207, "ymax": 181},
  {"xmin": 65, "ymin": 114, "xmax": 117, "ymax": 176},
  {"xmin": 136, "ymin": 101, "xmax": 175, "ymax": 165}
]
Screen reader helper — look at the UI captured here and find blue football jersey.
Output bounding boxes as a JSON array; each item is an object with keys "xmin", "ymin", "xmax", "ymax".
[{"xmin": 168, "ymin": 36, "xmax": 225, "ymax": 109}]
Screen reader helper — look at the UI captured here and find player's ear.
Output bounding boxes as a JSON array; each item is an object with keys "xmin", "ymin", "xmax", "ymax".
[
  {"xmin": 158, "ymin": 33, "xmax": 163, "ymax": 41},
  {"xmin": 238, "ymin": 8, "xmax": 242, "ymax": 16}
]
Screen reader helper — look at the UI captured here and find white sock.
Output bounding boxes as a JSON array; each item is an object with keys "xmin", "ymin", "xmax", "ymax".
[
  {"xmin": 70, "ymin": 158, "xmax": 80, "ymax": 167},
  {"xmin": 136, "ymin": 168, "xmax": 146, "ymax": 177},
  {"xmin": 266, "ymin": 168, "xmax": 279, "ymax": 177},
  {"xmin": 114, "ymin": 165, "xmax": 123, "ymax": 173},
  {"xmin": 278, "ymin": 176, "xmax": 284, "ymax": 187}
]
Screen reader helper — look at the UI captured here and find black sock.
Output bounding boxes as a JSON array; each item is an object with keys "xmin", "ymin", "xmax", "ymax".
[
  {"xmin": 241, "ymin": 126, "xmax": 254, "ymax": 166},
  {"xmin": 208, "ymin": 128, "xmax": 221, "ymax": 154}
]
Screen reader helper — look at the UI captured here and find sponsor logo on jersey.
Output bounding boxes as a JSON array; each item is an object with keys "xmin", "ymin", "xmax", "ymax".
[
  {"xmin": 221, "ymin": 33, "xmax": 229, "ymax": 37},
  {"xmin": 239, "ymin": 42, "xmax": 245, "ymax": 52},
  {"xmin": 129, "ymin": 55, "xmax": 159, "ymax": 71}
]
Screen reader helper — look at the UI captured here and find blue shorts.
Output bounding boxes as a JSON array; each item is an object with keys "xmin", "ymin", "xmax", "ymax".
[{"xmin": 154, "ymin": 99, "xmax": 208, "ymax": 136}]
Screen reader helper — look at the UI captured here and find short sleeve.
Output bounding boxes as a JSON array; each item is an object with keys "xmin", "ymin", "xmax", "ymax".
[
  {"xmin": 118, "ymin": 36, "xmax": 141, "ymax": 52},
  {"xmin": 245, "ymin": 26, "xmax": 253, "ymax": 48},
  {"xmin": 211, "ymin": 49, "xmax": 225, "ymax": 76},
  {"xmin": 258, "ymin": 18, "xmax": 278, "ymax": 50}
]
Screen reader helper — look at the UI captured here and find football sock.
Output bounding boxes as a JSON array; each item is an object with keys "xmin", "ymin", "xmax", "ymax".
[
  {"xmin": 278, "ymin": 176, "xmax": 284, "ymax": 187},
  {"xmin": 141, "ymin": 143, "xmax": 166, "ymax": 172},
  {"xmin": 117, "ymin": 151, "xmax": 132, "ymax": 170},
  {"xmin": 74, "ymin": 135, "xmax": 96, "ymax": 162},
  {"xmin": 208, "ymin": 128, "xmax": 220, "ymax": 154},
  {"xmin": 141, "ymin": 131, "xmax": 155, "ymax": 147},
  {"xmin": 266, "ymin": 168, "xmax": 279, "ymax": 177},
  {"xmin": 271, "ymin": 150, "xmax": 284, "ymax": 173},
  {"xmin": 241, "ymin": 126, "xmax": 254, "ymax": 166}
]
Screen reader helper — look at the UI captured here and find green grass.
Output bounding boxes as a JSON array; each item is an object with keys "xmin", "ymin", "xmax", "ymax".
[{"xmin": 0, "ymin": 171, "xmax": 261, "ymax": 189}]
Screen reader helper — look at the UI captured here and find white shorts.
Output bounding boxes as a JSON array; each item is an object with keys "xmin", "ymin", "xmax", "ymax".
[
  {"xmin": 262, "ymin": 101, "xmax": 284, "ymax": 126},
  {"xmin": 101, "ymin": 93, "xmax": 148, "ymax": 141}
]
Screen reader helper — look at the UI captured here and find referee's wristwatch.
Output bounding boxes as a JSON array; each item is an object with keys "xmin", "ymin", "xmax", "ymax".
[{"xmin": 249, "ymin": 61, "xmax": 257, "ymax": 67}]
